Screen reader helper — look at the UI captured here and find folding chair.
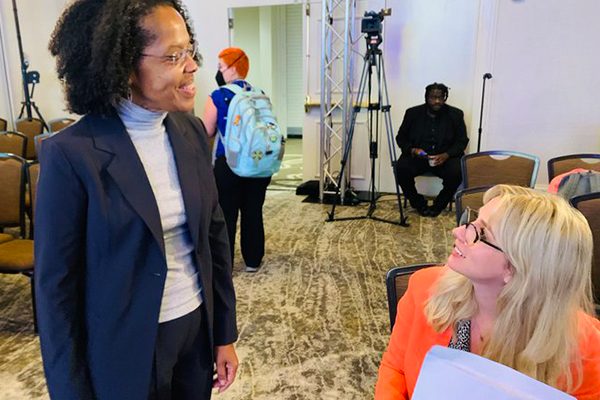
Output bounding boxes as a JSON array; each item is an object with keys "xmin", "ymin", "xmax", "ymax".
[
  {"xmin": 16, "ymin": 117, "xmax": 46, "ymax": 159},
  {"xmin": 454, "ymin": 186, "xmax": 493, "ymax": 226},
  {"xmin": 547, "ymin": 154, "xmax": 600, "ymax": 182},
  {"xmin": 461, "ymin": 150, "xmax": 539, "ymax": 189},
  {"xmin": 0, "ymin": 131, "xmax": 28, "ymax": 158},
  {"xmin": 570, "ymin": 192, "xmax": 600, "ymax": 315},
  {"xmin": 48, "ymin": 117, "xmax": 75, "ymax": 133}
]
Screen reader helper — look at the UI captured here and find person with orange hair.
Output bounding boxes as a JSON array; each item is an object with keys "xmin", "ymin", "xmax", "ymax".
[{"xmin": 202, "ymin": 48, "xmax": 271, "ymax": 273}]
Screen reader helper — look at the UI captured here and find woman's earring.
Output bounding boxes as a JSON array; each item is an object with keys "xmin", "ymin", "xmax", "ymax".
[{"xmin": 127, "ymin": 87, "xmax": 132, "ymax": 101}]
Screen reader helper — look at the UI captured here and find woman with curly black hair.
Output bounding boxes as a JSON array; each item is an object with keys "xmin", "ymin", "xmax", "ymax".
[{"xmin": 35, "ymin": 1, "xmax": 238, "ymax": 399}]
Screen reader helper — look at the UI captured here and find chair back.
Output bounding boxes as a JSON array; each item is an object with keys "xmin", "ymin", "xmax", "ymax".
[
  {"xmin": 570, "ymin": 192, "xmax": 600, "ymax": 309},
  {"xmin": 16, "ymin": 118, "xmax": 45, "ymax": 159},
  {"xmin": 27, "ymin": 162, "xmax": 40, "ymax": 222},
  {"xmin": 461, "ymin": 151, "xmax": 539, "ymax": 189},
  {"xmin": 34, "ymin": 133, "xmax": 54, "ymax": 160},
  {"xmin": 547, "ymin": 154, "xmax": 600, "ymax": 182},
  {"xmin": 0, "ymin": 118, "xmax": 6, "ymax": 131},
  {"xmin": 0, "ymin": 154, "xmax": 27, "ymax": 237},
  {"xmin": 0, "ymin": 131, "xmax": 28, "ymax": 158},
  {"xmin": 454, "ymin": 186, "xmax": 493, "ymax": 226},
  {"xmin": 386, "ymin": 263, "xmax": 439, "ymax": 330},
  {"xmin": 48, "ymin": 117, "xmax": 75, "ymax": 133}
]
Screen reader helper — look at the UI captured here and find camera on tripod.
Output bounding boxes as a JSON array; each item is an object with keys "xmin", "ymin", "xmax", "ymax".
[{"xmin": 361, "ymin": 9, "xmax": 391, "ymax": 50}]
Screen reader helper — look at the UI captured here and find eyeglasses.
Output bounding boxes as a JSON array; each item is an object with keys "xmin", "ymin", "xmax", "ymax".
[
  {"xmin": 459, "ymin": 207, "xmax": 503, "ymax": 253},
  {"xmin": 140, "ymin": 46, "xmax": 201, "ymax": 67}
]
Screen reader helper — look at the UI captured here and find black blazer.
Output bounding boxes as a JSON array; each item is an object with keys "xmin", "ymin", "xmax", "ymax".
[
  {"xmin": 34, "ymin": 111, "xmax": 237, "ymax": 400},
  {"xmin": 395, "ymin": 103, "xmax": 469, "ymax": 158}
]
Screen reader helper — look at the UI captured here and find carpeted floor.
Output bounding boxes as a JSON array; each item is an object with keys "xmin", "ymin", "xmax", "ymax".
[{"xmin": 0, "ymin": 191, "xmax": 456, "ymax": 400}]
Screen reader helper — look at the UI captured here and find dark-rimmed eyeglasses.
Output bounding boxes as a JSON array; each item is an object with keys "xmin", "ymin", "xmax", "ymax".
[
  {"xmin": 141, "ymin": 46, "xmax": 200, "ymax": 67},
  {"xmin": 459, "ymin": 207, "xmax": 503, "ymax": 253}
]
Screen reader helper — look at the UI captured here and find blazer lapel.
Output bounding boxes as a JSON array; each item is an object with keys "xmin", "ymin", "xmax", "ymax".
[
  {"xmin": 164, "ymin": 113, "xmax": 202, "ymax": 249},
  {"xmin": 89, "ymin": 114, "xmax": 165, "ymax": 256}
]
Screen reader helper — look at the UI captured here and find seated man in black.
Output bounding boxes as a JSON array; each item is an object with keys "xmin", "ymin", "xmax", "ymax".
[{"xmin": 395, "ymin": 83, "xmax": 468, "ymax": 217}]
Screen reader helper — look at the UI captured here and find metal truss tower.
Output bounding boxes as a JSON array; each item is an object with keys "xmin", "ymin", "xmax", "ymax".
[{"xmin": 319, "ymin": 0, "xmax": 357, "ymax": 202}]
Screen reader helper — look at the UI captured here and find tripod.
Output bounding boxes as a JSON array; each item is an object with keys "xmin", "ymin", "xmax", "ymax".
[
  {"xmin": 326, "ymin": 35, "xmax": 408, "ymax": 226},
  {"xmin": 12, "ymin": 0, "xmax": 48, "ymax": 130}
]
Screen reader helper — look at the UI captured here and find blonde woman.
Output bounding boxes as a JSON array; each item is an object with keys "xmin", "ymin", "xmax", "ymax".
[{"xmin": 375, "ymin": 185, "xmax": 600, "ymax": 399}]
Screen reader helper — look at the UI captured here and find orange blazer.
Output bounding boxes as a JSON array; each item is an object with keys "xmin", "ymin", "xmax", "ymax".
[{"xmin": 375, "ymin": 267, "xmax": 600, "ymax": 400}]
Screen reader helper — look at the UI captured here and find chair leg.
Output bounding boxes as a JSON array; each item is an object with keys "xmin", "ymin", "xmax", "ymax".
[{"xmin": 30, "ymin": 276, "xmax": 38, "ymax": 333}]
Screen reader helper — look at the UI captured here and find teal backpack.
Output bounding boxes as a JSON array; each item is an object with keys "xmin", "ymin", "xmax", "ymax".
[{"xmin": 219, "ymin": 84, "xmax": 285, "ymax": 178}]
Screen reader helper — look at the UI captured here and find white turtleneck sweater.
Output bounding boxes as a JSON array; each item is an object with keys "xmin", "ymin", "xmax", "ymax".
[{"xmin": 117, "ymin": 99, "xmax": 202, "ymax": 323}]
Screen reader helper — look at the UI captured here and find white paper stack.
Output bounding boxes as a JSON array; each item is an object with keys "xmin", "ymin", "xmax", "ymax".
[{"xmin": 412, "ymin": 346, "xmax": 574, "ymax": 400}]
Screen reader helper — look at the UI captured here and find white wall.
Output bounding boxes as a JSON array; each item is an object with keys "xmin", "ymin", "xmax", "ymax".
[
  {"xmin": 478, "ymin": 0, "xmax": 600, "ymax": 184},
  {"xmin": 231, "ymin": 5, "xmax": 289, "ymax": 134},
  {"xmin": 186, "ymin": 0, "xmax": 301, "ymax": 115},
  {"xmin": 232, "ymin": 7, "xmax": 262, "ymax": 84},
  {"xmin": 0, "ymin": 0, "xmax": 74, "ymax": 126}
]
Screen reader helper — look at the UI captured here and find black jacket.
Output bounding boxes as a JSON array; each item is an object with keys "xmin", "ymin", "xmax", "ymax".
[
  {"xmin": 35, "ymin": 111, "xmax": 237, "ymax": 400},
  {"xmin": 395, "ymin": 103, "xmax": 469, "ymax": 158}
]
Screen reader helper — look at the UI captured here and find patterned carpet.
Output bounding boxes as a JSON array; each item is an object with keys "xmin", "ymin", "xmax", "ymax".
[
  {"xmin": 0, "ymin": 153, "xmax": 457, "ymax": 399},
  {"xmin": 269, "ymin": 137, "xmax": 303, "ymax": 191}
]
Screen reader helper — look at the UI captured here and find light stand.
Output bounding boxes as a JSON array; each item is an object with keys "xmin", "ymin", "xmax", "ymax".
[
  {"xmin": 326, "ymin": 28, "xmax": 408, "ymax": 227},
  {"xmin": 476, "ymin": 72, "xmax": 492, "ymax": 152},
  {"xmin": 12, "ymin": 0, "xmax": 48, "ymax": 130}
]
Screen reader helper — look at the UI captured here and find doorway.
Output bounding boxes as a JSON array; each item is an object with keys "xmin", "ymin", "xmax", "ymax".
[{"xmin": 229, "ymin": 4, "xmax": 303, "ymax": 191}]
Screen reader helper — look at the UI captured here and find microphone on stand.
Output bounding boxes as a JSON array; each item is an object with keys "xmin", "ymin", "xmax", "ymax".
[{"xmin": 477, "ymin": 73, "xmax": 493, "ymax": 152}]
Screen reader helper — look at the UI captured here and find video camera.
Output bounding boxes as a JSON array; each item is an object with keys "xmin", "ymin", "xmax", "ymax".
[{"xmin": 360, "ymin": 9, "xmax": 391, "ymax": 36}]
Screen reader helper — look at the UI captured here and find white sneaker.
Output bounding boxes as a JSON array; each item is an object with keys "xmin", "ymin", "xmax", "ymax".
[{"xmin": 245, "ymin": 265, "xmax": 260, "ymax": 273}]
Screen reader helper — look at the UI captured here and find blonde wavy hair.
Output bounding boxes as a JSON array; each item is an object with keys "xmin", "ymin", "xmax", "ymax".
[{"xmin": 424, "ymin": 185, "xmax": 595, "ymax": 392}]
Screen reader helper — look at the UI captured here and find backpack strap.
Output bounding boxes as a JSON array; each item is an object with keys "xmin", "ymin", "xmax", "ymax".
[
  {"xmin": 561, "ymin": 173, "xmax": 581, "ymax": 200},
  {"xmin": 588, "ymin": 170, "xmax": 600, "ymax": 193},
  {"xmin": 223, "ymin": 83, "xmax": 244, "ymax": 95}
]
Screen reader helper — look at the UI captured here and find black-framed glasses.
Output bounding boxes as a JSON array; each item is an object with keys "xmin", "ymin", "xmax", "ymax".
[
  {"xmin": 141, "ymin": 46, "xmax": 200, "ymax": 67},
  {"xmin": 459, "ymin": 207, "xmax": 504, "ymax": 253}
]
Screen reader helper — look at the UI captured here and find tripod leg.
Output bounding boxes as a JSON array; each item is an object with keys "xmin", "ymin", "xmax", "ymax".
[
  {"xmin": 378, "ymin": 55, "xmax": 408, "ymax": 225},
  {"xmin": 18, "ymin": 103, "xmax": 25, "ymax": 119},
  {"xmin": 31, "ymin": 102, "xmax": 49, "ymax": 132},
  {"xmin": 327, "ymin": 54, "xmax": 371, "ymax": 221}
]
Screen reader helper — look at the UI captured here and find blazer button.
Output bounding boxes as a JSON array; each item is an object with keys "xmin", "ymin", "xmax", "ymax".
[{"xmin": 153, "ymin": 273, "xmax": 162, "ymax": 277}]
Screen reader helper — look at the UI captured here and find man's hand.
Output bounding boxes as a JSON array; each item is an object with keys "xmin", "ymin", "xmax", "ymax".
[
  {"xmin": 428, "ymin": 153, "xmax": 449, "ymax": 166},
  {"xmin": 411, "ymin": 148, "xmax": 428, "ymax": 158},
  {"xmin": 213, "ymin": 344, "xmax": 238, "ymax": 393}
]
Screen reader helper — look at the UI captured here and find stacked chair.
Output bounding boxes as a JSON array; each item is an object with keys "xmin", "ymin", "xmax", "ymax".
[
  {"xmin": 48, "ymin": 117, "xmax": 75, "ymax": 133},
  {"xmin": 0, "ymin": 131, "xmax": 28, "ymax": 158},
  {"xmin": 0, "ymin": 153, "xmax": 37, "ymax": 331},
  {"xmin": 15, "ymin": 117, "xmax": 46, "ymax": 160}
]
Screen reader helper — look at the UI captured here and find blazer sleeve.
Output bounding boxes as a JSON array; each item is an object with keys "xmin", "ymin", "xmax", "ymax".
[
  {"xmin": 444, "ymin": 108, "xmax": 469, "ymax": 158},
  {"xmin": 209, "ymin": 200, "xmax": 238, "ymax": 345},
  {"xmin": 195, "ymin": 116, "xmax": 238, "ymax": 345},
  {"xmin": 374, "ymin": 274, "xmax": 418, "ymax": 400},
  {"xmin": 34, "ymin": 139, "xmax": 96, "ymax": 399},
  {"xmin": 395, "ymin": 108, "xmax": 415, "ymax": 156}
]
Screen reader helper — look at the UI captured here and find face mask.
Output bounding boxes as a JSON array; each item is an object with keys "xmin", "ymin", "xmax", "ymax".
[{"xmin": 215, "ymin": 70, "xmax": 226, "ymax": 87}]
